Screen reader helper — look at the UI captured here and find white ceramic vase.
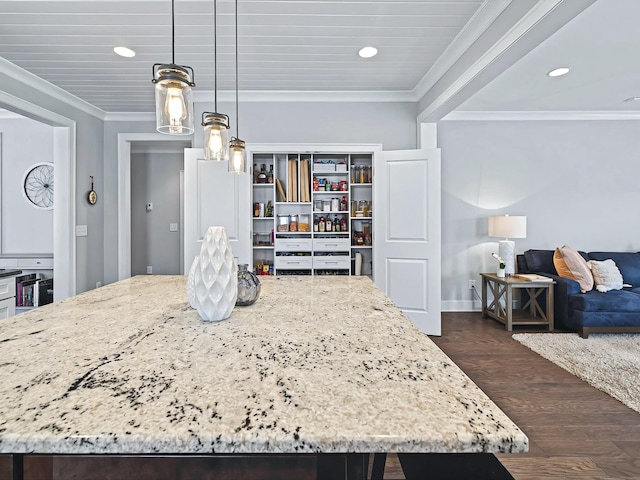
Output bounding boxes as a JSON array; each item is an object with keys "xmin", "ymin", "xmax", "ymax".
[
  {"xmin": 186, "ymin": 256, "xmax": 198, "ymax": 308},
  {"xmin": 191, "ymin": 226, "xmax": 238, "ymax": 322}
]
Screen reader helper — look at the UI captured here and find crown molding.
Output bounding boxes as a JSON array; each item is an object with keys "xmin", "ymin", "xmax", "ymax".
[
  {"xmin": 413, "ymin": 0, "xmax": 512, "ymax": 100},
  {"xmin": 194, "ymin": 89, "xmax": 417, "ymax": 104},
  {"xmin": 0, "ymin": 57, "xmax": 105, "ymax": 121},
  {"xmin": 443, "ymin": 110, "xmax": 640, "ymax": 121}
]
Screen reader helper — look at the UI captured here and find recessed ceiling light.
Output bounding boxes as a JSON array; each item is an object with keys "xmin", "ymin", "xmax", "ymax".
[
  {"xmin": 547, "ymin": 67, "xmax": 570, "ymax": 77},
  {"xmin": 623, "ymin": 96, "xmax": 640, "ymax": 103},
  {"xmin": 114, "ymin": 46, "xmax": 136, "ymax": 58},
  {"xmin": 358, "ymin": 46, "xmax": 378, "ymax": 58}
]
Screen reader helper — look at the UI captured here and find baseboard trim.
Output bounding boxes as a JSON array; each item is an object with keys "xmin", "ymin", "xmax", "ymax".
[{"xmin": 442, "ymin": 300, "xmax": 482, "ymax": 312}]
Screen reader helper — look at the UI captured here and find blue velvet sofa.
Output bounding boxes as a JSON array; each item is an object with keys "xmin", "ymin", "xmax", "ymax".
[{"xmin": 517, "ymin": 249, "xmax": 640, "ymax": 338}]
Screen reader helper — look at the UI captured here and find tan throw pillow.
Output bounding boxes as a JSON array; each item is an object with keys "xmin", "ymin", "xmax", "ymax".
[
  {"xmin": 553, "ymin": 248, "xmax": 574, "ymax": 279},
  {"xmin": 589, "ymin": 259, "xmax": 624, "ymax": 292},
  {"xmin": 558, "ymin": 245, "xmax": 594, "ymax": 293}
]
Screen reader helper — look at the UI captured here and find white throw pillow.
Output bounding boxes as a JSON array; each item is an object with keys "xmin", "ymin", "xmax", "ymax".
[{"xmin": 588, "ymin": 259, "xmax": 624, "ymax": 292}]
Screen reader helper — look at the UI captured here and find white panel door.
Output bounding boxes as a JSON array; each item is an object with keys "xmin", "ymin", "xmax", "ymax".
[
  {"xmin": 374, "ymin": 149, "xmax": 441, "ymax": 335},
  {"xmin": 184, "ymin": 148, "xmax": 251, "ymax": 273}
]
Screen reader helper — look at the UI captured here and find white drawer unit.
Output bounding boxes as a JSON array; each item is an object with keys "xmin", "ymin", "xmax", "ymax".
[
  {"xmin": 18, "ymin": 258, "xmax": 54, "ymax": 269},
  {"xmin": 0, "ymin": 258, "xmax": 18, "ymax": 268},
  {"xmin": 0, "ymin": 276, "xmax": 16, "ymax": 300},
  {"xmin": 275, "ymin": 255, "xmax": 313, "ymax": 270},
  {"xmin": 313, "ymin": 255, "xmax": 350, "ymax": 270},
  {"xmin": 0, "ymin": 297, "xmax": 15, "ymax": 319},
  {"xmin": 313, "ymin": 238, "xmax": 351, "ymax": 252},
  {"xmin": 275, "ymin": 238, "xmax": 312, "ymax": 252}
]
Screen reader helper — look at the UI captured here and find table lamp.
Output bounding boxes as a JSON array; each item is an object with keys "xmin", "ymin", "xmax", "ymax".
[{"xmin": 488, "ymin": 215, "xmax": 527, "ymax": 275}]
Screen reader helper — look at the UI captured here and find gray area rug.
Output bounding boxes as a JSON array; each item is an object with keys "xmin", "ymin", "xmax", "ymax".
[{"xmin": 512, "ymin": 333, "xmax": 640, "ymax": 414}]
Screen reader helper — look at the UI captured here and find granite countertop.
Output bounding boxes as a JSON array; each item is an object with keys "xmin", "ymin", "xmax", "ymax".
[{"xmin": 0, "ymin": 275, "xmax": 528, "ymax": 455}]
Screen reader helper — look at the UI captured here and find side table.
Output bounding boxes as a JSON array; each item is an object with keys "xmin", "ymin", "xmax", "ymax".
[{"xmin": 481, "ymin": 273, "xmax": 555, "ymax": 331}]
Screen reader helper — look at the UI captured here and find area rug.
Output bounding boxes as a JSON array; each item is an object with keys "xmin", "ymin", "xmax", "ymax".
[{"xmin": 512, "ymin": 333, "xmax": 640, "ymax": 414}]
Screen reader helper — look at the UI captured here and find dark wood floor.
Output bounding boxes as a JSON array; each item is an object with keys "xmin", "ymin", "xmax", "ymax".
[
  {"xmin": 416, "ymin": 312, "xmax": 640, "ymax": 480},
  {"xmin": 3, "ymin": 313, "xmax": 639, "ymax": 480}
]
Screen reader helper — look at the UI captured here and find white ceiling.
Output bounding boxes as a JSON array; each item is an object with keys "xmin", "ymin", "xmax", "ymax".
[
  {"xmin": 2, "ymin": 0, "xmax": 633, "ymax": 117},
  {"xmin": 458, "ymin": 0, "xmax": 640, "ymax": 113}
]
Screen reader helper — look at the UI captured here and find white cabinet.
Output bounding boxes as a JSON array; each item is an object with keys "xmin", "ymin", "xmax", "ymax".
[
  {"xmin": 248, "ymin": 148, "xmax": 374, "ymax": 277},
  {"xmin": 0, "ymin": 275, "xmax": 17, "ymax": 319},
  {"xmin": 0, "ymin": 257, "xmax": 54, "ymax": 314}
]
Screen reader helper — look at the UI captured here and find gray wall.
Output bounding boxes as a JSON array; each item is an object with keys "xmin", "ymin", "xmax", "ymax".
[
  {"xmin": 0, "ymin": 68, "xmax": 105, "ymax": 295},
  {"xmin": 0, "ymin": 117, "xmax": 53, "ymax": 254},
  {"xmin": 103, "ymin": 101, "xmax": 417, "ymax": 284},
  {"xmin": 438, "ymin": 119, "xmax": 640, "ymax": 311},
  {"xmin": 130, "ymin": 150, "xmax": 183, "ymax": 275}
]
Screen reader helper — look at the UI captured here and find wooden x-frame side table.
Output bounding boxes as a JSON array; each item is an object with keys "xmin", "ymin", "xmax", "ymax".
[{"xmin": 481, "ymin": 273, "xmax": 555, "ymax": 331}]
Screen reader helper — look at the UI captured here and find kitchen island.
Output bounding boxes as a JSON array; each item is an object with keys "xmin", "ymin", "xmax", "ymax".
[{"xmin": 0, "ymin": 275, "xmax": 527, "ymax": 479}]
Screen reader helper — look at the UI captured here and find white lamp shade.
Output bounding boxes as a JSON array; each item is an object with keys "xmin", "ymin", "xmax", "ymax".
[{"xmin": 488, "ymin": 215, "xmax": 527, "ymax": 239}]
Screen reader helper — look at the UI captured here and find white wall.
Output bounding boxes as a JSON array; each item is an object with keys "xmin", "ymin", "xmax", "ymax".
[
  {"xmin": 438, "ymin": 119, "xmax": 640, "ymax": 311},
  {"xmin": 0, "ymin": 116, "xmax": 54, "ymax": 254},
  {"xmin": 130, "ymin": 150, "xmax": 183, "ymax": 275}
]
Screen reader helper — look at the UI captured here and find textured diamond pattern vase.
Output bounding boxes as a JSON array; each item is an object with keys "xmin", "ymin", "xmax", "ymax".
[
  {"xmin": 187, "ymin": 256, "xmax": 198, "ymax": 308},
  {"xmin": 191, "ymin": 226, "xmax": 238, "ymax": 322}
]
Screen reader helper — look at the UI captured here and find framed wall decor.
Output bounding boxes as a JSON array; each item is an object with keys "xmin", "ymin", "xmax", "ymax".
[{"xmin": 23, "ymin": 162, "xmax": 54, "ymax": 209}]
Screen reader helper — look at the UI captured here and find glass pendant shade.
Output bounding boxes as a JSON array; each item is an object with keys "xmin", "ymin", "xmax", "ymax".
[
  {"xmin": 228, "ymin": 137, "xmax": 246, "ymax": 174},
  {"xmin": 153, "ymin": 64, "xmax": 195, "ymax": 135},
  {"xmin": 202, "ymin": 112, "xmax": 230, "ymax": 161}
]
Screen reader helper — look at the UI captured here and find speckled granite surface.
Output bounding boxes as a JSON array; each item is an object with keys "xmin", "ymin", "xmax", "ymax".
[{"xmin": 0, "ymin": 275, "xmax": 527, "ymax": 455}]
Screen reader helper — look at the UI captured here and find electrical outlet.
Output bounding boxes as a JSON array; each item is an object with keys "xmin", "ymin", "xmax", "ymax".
[
  {"xmin": 147, "ymin": 266, "xmax": 152, "ymax": 274},
  {"xmin": 469, "ymin": 279, "xmax": 476, "ymax": 290}
]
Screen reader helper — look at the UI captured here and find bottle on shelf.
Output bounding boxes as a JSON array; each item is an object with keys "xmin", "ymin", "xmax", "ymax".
[
  {"xmin": 258, "ymin": 164, "xmax": 267, "ymax": 183},
  {"xmin": 334, "ymin": 215, "xmax": 340, "ymax": 232},
  {"xmin": 268, "ymin": 165, "xmax": 274, "ymax": 183},
  {"xmin": 253, "ymin": 163, "xmax": 259, "ymax": 184},
  {"xmin": 340, "ymin": 216, "xmax": 348, "ymax": 232},
  {"xmin": 319, "ymin": 216, "xmax": 325, "ymax": 232},
  {"xmin": 325, "ymin": 216, "xmax": 332, "ymax": 232}
]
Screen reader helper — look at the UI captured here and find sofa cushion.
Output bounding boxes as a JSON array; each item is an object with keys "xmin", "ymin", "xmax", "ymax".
[
  {"xmin": 588, "ymin": 252, "xmax": 640, "ymax": 287},
  {"xmin": 557, "ymin": 245, "xmax": 593, "ymax": 293},
  {"xmin": 569, "ymin": 289, "xmax": 640, "ymax": 312},
  {"xmin": 589, "ymin": 259, "xmax": 623, "ymax": 292},
  {"xmin": 523, "ymin": 250, "xmax": 556, "ymax": 275}
]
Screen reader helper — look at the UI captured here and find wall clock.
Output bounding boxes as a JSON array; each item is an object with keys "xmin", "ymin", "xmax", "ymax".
[
  {"xmin": 23, "ymin": 162, "xmax": 54, "ymax": 209},
  {"xmin": 88, "ymin": 175, "xmax": 98, "ymax": 205}
]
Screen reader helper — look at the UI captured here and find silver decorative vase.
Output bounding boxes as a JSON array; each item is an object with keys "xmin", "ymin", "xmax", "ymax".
[
  {"xmin": 191, "ymin": 226, "xmax": 238, "ymax": 322},
  {"xmin": 236, "ymin": 264, "xmax": 261, "ymax": 306}
]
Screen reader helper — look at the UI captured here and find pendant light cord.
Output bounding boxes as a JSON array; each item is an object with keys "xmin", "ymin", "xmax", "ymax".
[
  {"xmin": 235, "ymin": 0, "xmax": 239, "ymax": 138},
  {"xmin": 171, "ymin": 0, "xmax": 175, "ymax": 64},
  {"xmin": 214, "ymin": 0, "xmax": 218, "ymax": 111}
]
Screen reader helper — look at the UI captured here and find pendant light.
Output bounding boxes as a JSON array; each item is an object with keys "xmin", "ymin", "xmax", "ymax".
[
  {"xmin": 152, "ymin": 0, "xmax": 196, "ymax": 135},
  {"xmin": 202, "ymin": 0, "xmax": 230, "ymax": 161},
  {"xmin": 229, "ymin": 0, "xmax": 246, "ymax": 174}
]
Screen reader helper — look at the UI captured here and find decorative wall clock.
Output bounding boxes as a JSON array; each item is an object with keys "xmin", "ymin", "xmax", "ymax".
[
  {"xmin": 23, "ymin": 162, "xmax": 54, "ymax": 209},
  {"xmin": 87, "ymin": 175, "xmax": 98, "ymax": 205}
]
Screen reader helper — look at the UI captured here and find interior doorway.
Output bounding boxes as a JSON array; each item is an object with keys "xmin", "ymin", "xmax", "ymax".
[
  {"xmin": 0, "ymin": 93, "xmax": 76, "ymax": 301},
  {"xmin": 130, "ymin": 142, "xmax": 187, "ymax": 276},
  {"xmin": 117, "ymin": 133, "xmax": 190, "ymax": 280}
]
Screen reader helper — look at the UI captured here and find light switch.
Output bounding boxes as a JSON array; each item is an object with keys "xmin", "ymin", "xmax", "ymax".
[
  {"xmin": 76, "ymin": 225, "xmax": 88, "ymax": 237},
  {"xmin": 169, "ymin": 223, "xmax": 178, "ymax": 232}
]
